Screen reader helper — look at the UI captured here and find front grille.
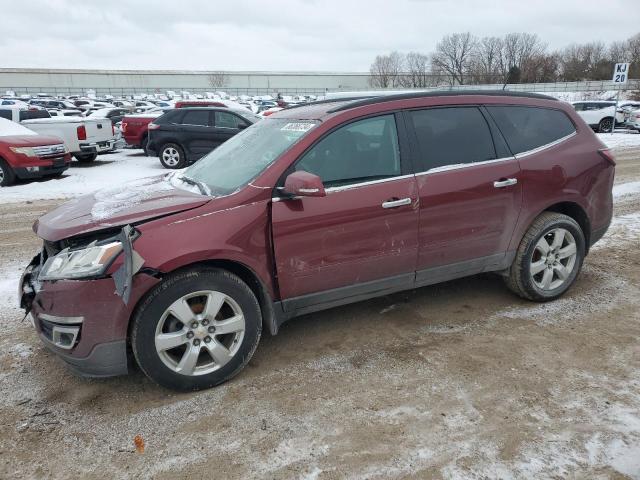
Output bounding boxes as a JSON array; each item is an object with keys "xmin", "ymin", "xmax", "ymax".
[{"xmin": 32, "ymin": 144, "xmax": 66, "ymax": 157}]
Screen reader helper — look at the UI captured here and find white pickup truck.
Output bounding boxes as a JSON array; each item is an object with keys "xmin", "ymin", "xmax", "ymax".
[{"xmin": 0, "ymin": 107, "xmax": 115, "ymax": 162}]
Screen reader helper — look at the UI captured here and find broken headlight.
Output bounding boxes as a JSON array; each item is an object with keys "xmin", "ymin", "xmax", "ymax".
[{"xmin": 39, "ymin": 241, "xmax": 122, "ymax": 281}]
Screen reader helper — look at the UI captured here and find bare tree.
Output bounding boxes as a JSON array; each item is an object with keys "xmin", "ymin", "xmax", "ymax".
[
  {"xmin": 207, "ymin": 71, "xmax": 229, "ymax": 89},
  {"xmin": 368, "ymin": 51, "xmax": 405, "ymax": 88},
  {"xmin": 498, "ymin": 33, "xmax": 546, "ymax": 83},
  {"xmin": 431, "ymin": 32, "xmax": 477, "ymax": 85},
  {"xmin": 559, "ymin": 42, "xmax": 609, "ymax": 81},
  {"xmin": 404, "ymin": 52, "xmax": 431, "ymax": 87},
  {"xmin": 472, "ymin": 36, "xmax": 503, "ymax": 84}
]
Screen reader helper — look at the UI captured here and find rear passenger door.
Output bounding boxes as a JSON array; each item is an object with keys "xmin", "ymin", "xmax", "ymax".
[
  {"xmin": 179, "ymin": 110, "xmax": 216, "ymax": 160},
  {"xmin": 406, "ymin": 106, "xmax": 522, "ymax": 283}
]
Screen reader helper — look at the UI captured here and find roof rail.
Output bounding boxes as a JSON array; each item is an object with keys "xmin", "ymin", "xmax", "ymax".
[
  {"xmin": 283, "ymin": 95, "xmax": 375, "ymax": 110},
  {"xmin": 326, "ymin": 90, "xmax": 558, "ymax": 113}
]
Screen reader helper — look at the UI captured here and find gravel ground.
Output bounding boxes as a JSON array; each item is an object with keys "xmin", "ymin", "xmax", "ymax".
[{"xmin": 0, "ymin": 142, "xmax": 639, "ymax": 479}]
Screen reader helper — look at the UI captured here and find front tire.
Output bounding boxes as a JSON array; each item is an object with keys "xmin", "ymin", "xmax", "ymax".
[
  {"xmin": 159, "ymin": 143, "xmax": 186, "ymax": 169},
  {"xmin": 131, "ymin": 268, "xmax": 262, "ymax": 391},
  {"xmin": 0, "ymin": 159, "xmax": 16, "ymax": 186},
  {"xmin": 504, "ymin": 212, "xmax": 585, "ymax": 302}
]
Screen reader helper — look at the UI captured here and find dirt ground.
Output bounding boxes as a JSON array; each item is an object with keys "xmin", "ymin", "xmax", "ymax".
[{"xmin": 1, "ymin": 146, "xmax": 639, "ymax": 479}]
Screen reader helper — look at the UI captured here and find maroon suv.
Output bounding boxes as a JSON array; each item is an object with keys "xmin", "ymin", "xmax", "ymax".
[{"xmin": 20, "ymin": 91, "xmax": 614, "ymax": 391}]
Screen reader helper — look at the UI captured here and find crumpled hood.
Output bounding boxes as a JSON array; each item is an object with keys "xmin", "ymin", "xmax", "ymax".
[{"xmin": 34, "ymin": 175, "xmax": 210, "ymax": 241}]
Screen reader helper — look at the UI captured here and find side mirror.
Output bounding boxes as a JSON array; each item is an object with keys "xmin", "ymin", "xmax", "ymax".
[
  {"xmin": 283, "ymin": 171, "xmax": 326, "ymax": 197},
  {"xmin": 237, "ymin": 123, "xmax": 249, "ymax": 130}
]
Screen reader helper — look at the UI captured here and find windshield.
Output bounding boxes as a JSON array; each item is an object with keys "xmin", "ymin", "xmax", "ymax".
[{"xmin": 183, "ymin": 118, "xmax": 318, "ymax": 196}]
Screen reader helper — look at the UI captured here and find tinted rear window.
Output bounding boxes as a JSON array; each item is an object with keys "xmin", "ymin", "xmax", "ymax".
[
  {"xmin": 409, "ymin": 107, "xmax": 496, "ymax": 171},
  {"xmin": 487, "ymin": 106, "xmax": 576, "ymax": 155},
  {"xmin": 19, "ymin": 110, "xmax": 51, "ymax": 121}
]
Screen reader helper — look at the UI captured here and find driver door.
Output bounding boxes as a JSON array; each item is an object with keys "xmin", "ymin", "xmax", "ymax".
[{"xmin": 271, "ymin": 113, "xmax": 419, "ymax": 308}]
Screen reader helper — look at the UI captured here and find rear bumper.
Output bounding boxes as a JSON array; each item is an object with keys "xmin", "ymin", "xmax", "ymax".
[{"xmin": 79, "ymin": 140, "xmax": 115, "ymax": 154}]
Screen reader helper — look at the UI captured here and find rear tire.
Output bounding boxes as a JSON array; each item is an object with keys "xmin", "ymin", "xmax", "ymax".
[
  {"xmin": 159, "ymin": 143, "xmax": 186, "ymax": 169},
  {"xmin": 131, "ymin": 268, "xmax": 262, "ymax": 391},
  {"xmin": 74, "ymin": 152, "xmax": 98, "ymax": 163},
  {"xmin": 0, "ymin": 159, "xmax": 16, "ymax": 186},
  {"xmin": 504, "ymin": 212, "xmax": 585, "ymax": 302}
]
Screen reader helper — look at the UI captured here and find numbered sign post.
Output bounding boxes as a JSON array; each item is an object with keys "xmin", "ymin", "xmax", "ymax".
[{"xmin": 611, "ymin": 63, "xmax": 630, "ymax": 134}]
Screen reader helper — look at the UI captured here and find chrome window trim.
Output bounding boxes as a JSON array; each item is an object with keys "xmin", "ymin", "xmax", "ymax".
[
  {"xmin": 415, "ymin": 156, "xmax": 515, "ymax": 176},
  {"xmin": 271, "ymin": 174, "xmax": 414, "ymax": 202},
  {"xmin": 324, "ymin": 174, "xmax": 414, "ymax": 193},
  {"xmin": 513, "ymin": 131, "xmax": 577, "ymax": 159}
]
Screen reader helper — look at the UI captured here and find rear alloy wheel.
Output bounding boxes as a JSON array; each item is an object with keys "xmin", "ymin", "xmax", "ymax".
[
  {"xmin": 504, "ymin": 212, "xmax": 585, "ymax": 301},
  {"xmin": 74, "ymin": 152, "xmax": 98, "ymax": 163},
  {"xmin": 598, "ymin": 117, "xmax": 614, "ymax": 133},
  {"xmin": 159, "ymin": 143, "xmax": 186, "ymax": 169},
  {"xmin": 0, "ymin": 159, "xmax": 16, "ymax": 186},
  {"xmin": 131, "ymin": 268, "xmax": 262, "ymax": 391}
]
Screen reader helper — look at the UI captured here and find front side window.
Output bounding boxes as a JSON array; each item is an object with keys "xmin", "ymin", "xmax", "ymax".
[
  {"xmin": 294, "ymin": 114, "xmax": 401, "ymax": 188},
  {"xmin": 486, "ymin": 106, "xmax": 576, "ymax": 155},
  {"xmin": 181, "ymin": 110, "xmax": 211, "ymax": 126},
  {"xmin": 409, "ymin": 107, "xmax": 496, "ymax": 172}
]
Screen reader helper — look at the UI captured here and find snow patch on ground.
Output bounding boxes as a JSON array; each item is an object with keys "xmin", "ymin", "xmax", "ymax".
[
  {"xmin": 496, "ymin": 265, "xmax": 637, "ymax": 324},
  {"xmin": 613, "ymin": 180, "xmax": 640, "ymax": 199},
  {"xmin": 597, "ymin": 131, "xmax": 640, "ymax": 149},
  {"xmin": 0, "ymin": 150, "xmax": 167, "ymax": 203}
]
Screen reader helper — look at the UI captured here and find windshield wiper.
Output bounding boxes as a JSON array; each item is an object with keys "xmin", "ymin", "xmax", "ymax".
[{"xmin": 180, "ymin": 175, "xmax": 210, "ymax": 196}]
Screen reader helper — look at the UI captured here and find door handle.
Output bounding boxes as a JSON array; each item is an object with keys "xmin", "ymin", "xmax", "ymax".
[
  {"xmin": 493, "ymin": 178, "xmax": 518, "ymax": 188},
  {"xmin": 382, "ymin": 198, "xmax": 412, "ymax": 209}
]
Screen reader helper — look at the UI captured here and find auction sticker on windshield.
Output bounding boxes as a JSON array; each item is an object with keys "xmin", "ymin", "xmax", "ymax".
[{"xmin": 280, "ymin": 122, "xmax": 316, "ymax": 132}]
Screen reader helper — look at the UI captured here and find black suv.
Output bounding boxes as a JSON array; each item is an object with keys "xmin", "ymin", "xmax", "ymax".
[{"xmin": 147, "ymin": 107, "xmax": 261, "ymax": 168}]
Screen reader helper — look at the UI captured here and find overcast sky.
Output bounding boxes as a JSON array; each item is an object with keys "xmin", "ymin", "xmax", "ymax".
[{"xmin": 1, "ymin": 0, "xmax": 638, "ymax": 72}]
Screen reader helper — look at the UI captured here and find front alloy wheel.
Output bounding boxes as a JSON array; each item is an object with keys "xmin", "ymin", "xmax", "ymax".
[
  {"xmin": 132, "ymin": 268, "xmax": 262, "ymax": 391},
  {"xmin": 154, "ymin": 291, "xmax": 246, "ymax": 376}
]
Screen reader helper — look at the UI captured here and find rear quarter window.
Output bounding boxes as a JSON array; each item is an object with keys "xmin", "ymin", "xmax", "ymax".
[
  {"xmin": 19, "ymin": 110, "xmax": 51, "ymax": 121},
  {"xmin": 486, "ymin": 106, "xmax": 576, "ymax": 155},
  {"xmin": 154, "ymin": 110, "xmax": 183, "ymax": 125}
]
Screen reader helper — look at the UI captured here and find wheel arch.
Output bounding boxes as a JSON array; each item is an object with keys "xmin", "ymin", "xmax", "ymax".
[
  {"xmin": 128, "ymin": 259, "xmax": 280, "ymax": 342},
  {"xmin": 543, "ymin": 201, "xmax": 591, "ymax": 251}
]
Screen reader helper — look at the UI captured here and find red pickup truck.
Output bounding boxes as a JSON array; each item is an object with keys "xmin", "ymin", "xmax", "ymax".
[
  {"xmin": 0, "ymin": 118, "xmax": 70, "ymax": 186},
  {"xmin": 122, "ymin": 101, "xmax": 228, "ymax": 154}
]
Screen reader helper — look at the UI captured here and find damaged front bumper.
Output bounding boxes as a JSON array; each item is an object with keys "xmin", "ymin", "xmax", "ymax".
[{"xmin": 19, "ymin": 226, "xmax": 160, "ymax": 377}]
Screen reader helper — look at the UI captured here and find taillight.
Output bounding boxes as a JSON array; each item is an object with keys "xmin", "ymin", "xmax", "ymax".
[
  {"xmin": 598, "ymin": 148, "xmax": 616, "ymax": 166},
  {"xmin": 77, "ymin": 125, "xmax": 87, "ymax": 140},
  {"xmin": 148, "ymin": 123, "xmax": 160, "ymax": 130}
]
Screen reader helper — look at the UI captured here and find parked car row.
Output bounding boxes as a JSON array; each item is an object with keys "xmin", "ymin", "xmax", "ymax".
[{"xmin": 571, "ymin": 100, "xmax": 640, "ymax": 132}]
